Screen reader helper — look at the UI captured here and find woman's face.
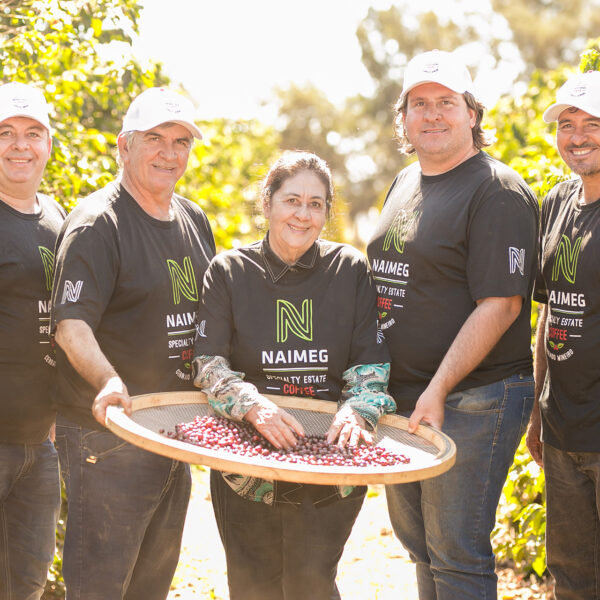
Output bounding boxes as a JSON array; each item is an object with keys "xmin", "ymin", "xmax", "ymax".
[{"xmin": 264, "ymin": 170, "xmax": 328, "ymax": 264}]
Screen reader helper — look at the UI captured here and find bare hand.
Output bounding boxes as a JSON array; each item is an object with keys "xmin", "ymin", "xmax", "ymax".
[
  {"xmin": 49, "ymin": 422, "xmax": 56, "ymax": 443},
  {"xmin": 244, "ymin": 400, "xmax": 304, "ymax": 450},
  {"xmin": 92, "ymin": 376, "xmax": 131, "ymax": 425},
  {"xmin": 327, "ymin": 405, "xmax": 373, "ymax": 448},
  {"xmin": 526, "ymin": 414, "xmax": 544, "ymax": 468},
  {"xmin": 408, "ymin": 386, "xmax": 446, "ymax": 433}
]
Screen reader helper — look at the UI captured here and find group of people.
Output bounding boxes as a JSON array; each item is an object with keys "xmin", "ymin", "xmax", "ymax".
[{"xmin": 0, "ymin": 47, "xmax": 598, "ymax": 600}]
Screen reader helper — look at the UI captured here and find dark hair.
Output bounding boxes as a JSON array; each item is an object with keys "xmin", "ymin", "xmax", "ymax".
[
  {"xmin": 393, "ymin": 91, "xmax": 492, "ymax": 155},
  {"xmin": 260, "ymin": 151, "xmax": 334, "ymax": 216}
]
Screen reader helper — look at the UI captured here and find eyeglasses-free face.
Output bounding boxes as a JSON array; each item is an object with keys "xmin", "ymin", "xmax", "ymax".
[{"xmin": 264, "ymin": 170, "xmax": 328, "ymax": 265}]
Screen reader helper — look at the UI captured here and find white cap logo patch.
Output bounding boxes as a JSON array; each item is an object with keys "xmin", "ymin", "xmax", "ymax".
[
  {"xmin": 0, "ymin": 82, "xmax": 51, "ymax": 132},
  {"xmin": 400, "ymin": 50, "xmax": 474, "ymax": 101},
  {"xmin": 165, "ymin": 102, "xmax": 182, "ymax": 114},
  {"xmin": 543, "ymin": 70, "xmax": 600, "ymax": 122},
  {"xmin": 11, "ymin": 97, "xmax": 30, "ymax": 109},
  {"xmin": 423, "ymin": 62, "xmax": 440, "ymax": 74},
  {"xmin": 119, "ymin": 87, "xmax": 203, "ymax": 139},
  {"xmin": 570, "ymin": 85, "xmax": 587, "ymax": 97}
]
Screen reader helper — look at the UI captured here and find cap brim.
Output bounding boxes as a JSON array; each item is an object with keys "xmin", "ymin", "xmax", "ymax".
[
  {"xmin": 543, "ymin": 103, "xmax": 572, "ymax": 123},
  {"xmin": 0, "ymin": 111, "xmax": 51, "ymax": 133},
  {"xmin": 120, "ymin": 119, "xmax": 203, "ymax": 140},
  {"xmin": 400, "ymin": 79, "xmax": 471, "ymax": 102},
  {"xmin": 173, "ymin": 120, "xmax": 203, "ymax": 140},
  {"xmin": 543, "ymin": 101, "xmax": 600, "ymax": 123}
]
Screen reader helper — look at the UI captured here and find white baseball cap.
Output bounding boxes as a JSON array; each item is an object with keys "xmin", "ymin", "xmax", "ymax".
[
  {"xmin": 120, "ymin": 87, "xmax": 203, "ymax": 139},
  {"xmin": 0, "ymin": 82, "xmax": 51, "ymax": 132},
  {"xmin": 543, "ymin": 70, "xmax": 600, "ymax": 123},
  {"xmin": 400, "ymin": 50, "xmax": 474, "ymax": 102}
]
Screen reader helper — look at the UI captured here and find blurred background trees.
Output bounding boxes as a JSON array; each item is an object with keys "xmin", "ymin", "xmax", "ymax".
[
  {"xmin": 2, "ymin": 0, "xmax": 600, "ymax": 592},
  {"xmin": 274, "ymin": 0, "xmax": 600, "ymax": 243}
]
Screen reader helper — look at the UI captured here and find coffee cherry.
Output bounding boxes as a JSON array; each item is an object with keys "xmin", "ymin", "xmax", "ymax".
[{"xmin": 164, "ymin": 415, "xmax": 410, "ymax": 468}]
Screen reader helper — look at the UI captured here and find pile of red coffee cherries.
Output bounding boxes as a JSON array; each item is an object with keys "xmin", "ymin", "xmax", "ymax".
[{"xmin": 164, "ymin": 415, "xmax": 410, "ymax": 468}]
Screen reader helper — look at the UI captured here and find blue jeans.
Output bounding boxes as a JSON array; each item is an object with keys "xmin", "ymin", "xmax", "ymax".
[
  {"xmin": 0, "ymin": 439, "xmax": 60, "ymax": 600},
  {"xmin": 210, "ymin": 468, "xmax": 365, "ymax": 600},
  {"xmin": 386, "ymin": 374, "xmax": 534, "ymax": 600},
  {"xmin": 55, "ymin": 416, "xmax": 191, "ymax": 600},
  {"xmin": 544, "ymin": 442, "xmax": 600, "ymax": 600}
]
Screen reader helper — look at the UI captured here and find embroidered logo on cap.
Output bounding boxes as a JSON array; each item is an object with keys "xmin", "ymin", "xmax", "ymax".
[
  {"xmin": 10, "ymin": 97, "xmax": 29, "ymax": 109},
  {"xmin": 570, "ymin": 85, "xmax": 587, "ymax": 97},
  {"xmin": 165, "ymin": 102, "xmax": 182, "ymax": 114},
  {"xmin": 422, "ymin": 62, "xmax": 440, "ymax": 74}
]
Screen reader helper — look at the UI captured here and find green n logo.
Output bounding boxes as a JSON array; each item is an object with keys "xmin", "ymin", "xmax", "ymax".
[
  {"xmin": 38, "ymin": 246, "xmax": 55, "ymax": 291},
  {"xmin": 166, "ymin": 256, "xmax": 198, "ymax": 304},
  {"xmin": 382, "ymin": 210, "xmax": 419, "ymax": 254},
  {"xmin": 277, "ymin": 299, "xmax": 312, "ymax": 343},
  {"xmin": 552, "ymin": 235, "xmax": 582, "ymax": 284}
]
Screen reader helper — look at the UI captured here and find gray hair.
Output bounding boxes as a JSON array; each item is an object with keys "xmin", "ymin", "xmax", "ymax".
[{"xmin": 116, "ymin": 131, "xmax": 138, "ymax": 168}]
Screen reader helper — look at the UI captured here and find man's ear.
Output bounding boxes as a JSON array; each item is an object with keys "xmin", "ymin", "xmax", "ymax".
[{"xmin": 116, "ymin": 133, "xmax": 128, "ymax": 156}]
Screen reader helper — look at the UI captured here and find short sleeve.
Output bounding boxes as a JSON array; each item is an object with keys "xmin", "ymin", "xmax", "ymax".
[
  {"xmin": 533, "ymin": 194, "xmax": 550, "ymax": 304},
  {"xmin": 51, "ymin": 225, "xmax": 119, "ymax": 332},
  {"xmin": 467, "ymin": 187, "xmax": 538, "ymax": 302}
]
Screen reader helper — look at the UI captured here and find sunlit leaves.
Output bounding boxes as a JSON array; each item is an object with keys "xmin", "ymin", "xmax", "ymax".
[
  {"xmin": 0, "ymin": 0, "xmax": 167, "ymax": 207},
  {"xmin": 492, "ymin": 38, "xmax": 600, "ymax": 579}
]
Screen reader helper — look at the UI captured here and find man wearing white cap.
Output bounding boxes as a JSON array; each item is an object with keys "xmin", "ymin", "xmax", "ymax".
[
  {"xmin": 0, "ymin": 81, "xmax": 64, "ymax": 599},
  {"xmin": 51, "ymin": 88, "xmax": 215, "ymax": 598},
  {"xmin": 527, "ymin": 69, "xmax": 600, "ymax": 600},
  {"xmin": 367, "ymin": 50, "xmax": 539, "ymax": 598}
]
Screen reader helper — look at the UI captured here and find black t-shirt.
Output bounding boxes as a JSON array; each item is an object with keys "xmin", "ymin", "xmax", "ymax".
[
  {"xmin": 0, "ymin": 195, "xmax": 65, "ymax": 443},
  {"xmin": 51, "ymin": 182, "xmax": 215, "ymax": 430},
  {"xmin": 534, "ymin": 179, "xmax": 600, "ymax": 452},
  {"xmin": 194, "ymin": 236, "xmax": 389, "ymax": 401},
  {"xmin": 367, "ymin": 152, "xmax": 538, "ymax": 411}
]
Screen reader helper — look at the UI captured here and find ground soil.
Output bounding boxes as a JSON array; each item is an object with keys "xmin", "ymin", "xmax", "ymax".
[{"xmin": 168, "ymin": 468, "xmax": 554, "ymax": 600}]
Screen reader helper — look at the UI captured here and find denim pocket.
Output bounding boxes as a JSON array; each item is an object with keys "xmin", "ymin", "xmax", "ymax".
[
  {"xmin": 82, "ymin": 429, "xmax": 127, "ymax": 462},
  {"xmin": 445, "ymin": 380, "xmax": 505, "ymax": 414}
]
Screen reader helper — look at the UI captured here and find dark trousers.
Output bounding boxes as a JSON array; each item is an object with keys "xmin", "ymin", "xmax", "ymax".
[
  {"xmin": 386, "ymin": 374, "xmax": 534, "ymax": 600},
  {"xmin": 210, "ymin": 469, "xmax": 365, "ymax": 600},
  {"xmin": 0, "ymin": 439, "xmax": 60, "ymax": 600},
  {"xmin": 544, "ymin": 442, "xmax": 600, "ymax": 600},
  {"xmin": 55, "ymin": 416, "xmax": 191, "ymax": 600}
]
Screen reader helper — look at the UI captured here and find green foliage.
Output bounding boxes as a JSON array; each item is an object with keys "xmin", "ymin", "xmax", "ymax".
[
  {"xmin": 177, "ymin": 118, "xmax": 281, "ymax": 252},
  {"xmin": 580, "ymin": 40, "xmax": 600, "ymax": 72},
  {"xmin": 1, "ymin": 4, "xmax": 283, "ymax": 597},
  {"xmin": 491, "ymin": 38, "xmax": 600, "ymax": 579},
  {"xmin": 486, "ymin": 67, "xmax": 573, "ymax": 198},
  {"xmin": 0, "ymin": 0, "xmax": 287, "ymax": 253},
  {"xmin": 274, "ymin": 2, "xmax": 600, "ymax": 241},
  {"xmin": 0, "ymin": 0, "xmax": 169, "ymax": 209},
  {"xmin": 493, "ymin": 439, "xmax": 547, "ymax": 577},
  {"xmin": 491, "ymin": 0, "xmax": 600, "ymax": 72},
  {"xmin": 42, "ymin": 483, "xmax": 67, "ymax": 599}
]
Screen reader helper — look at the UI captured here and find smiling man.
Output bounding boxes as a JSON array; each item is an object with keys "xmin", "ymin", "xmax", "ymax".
[
  {"xmin": 527, "ymin": 70, "xmax": 600, "ymax": 600},
  {"xmin": 367, "ymin": 50, "xmax": 539, "ymax": 599},
  {"xmin": 0, "ymin": 82, "xmax": 65, "ymax": 600},
  {"xmin": 50, "ymin": 88, "xmax": 215, "ymax": 599}
]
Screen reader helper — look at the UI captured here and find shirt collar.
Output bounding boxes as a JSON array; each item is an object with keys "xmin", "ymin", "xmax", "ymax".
[{"xmin": 260, "ymin": 233, "xmax": 319, "ymax": 283}]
